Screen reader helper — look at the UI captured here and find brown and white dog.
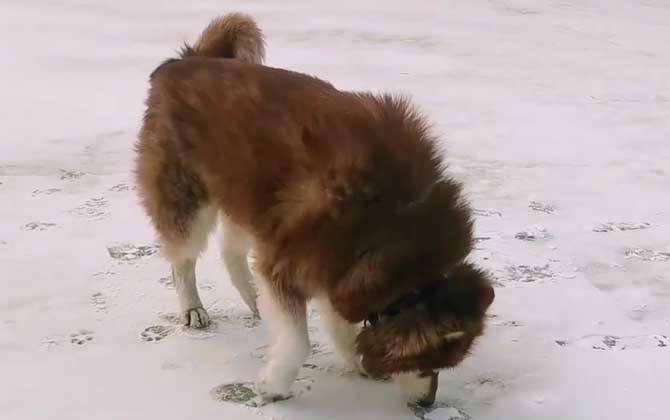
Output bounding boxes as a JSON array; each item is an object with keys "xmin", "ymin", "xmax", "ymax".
[{"xmin": 135, "ymin": 13, "xmax": 494, "ymax": 406}]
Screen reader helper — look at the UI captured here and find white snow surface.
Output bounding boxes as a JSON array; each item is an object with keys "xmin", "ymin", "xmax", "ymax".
[{"xmin": 1, "ymin": 1, "xmax": 669, "ymax": 419}]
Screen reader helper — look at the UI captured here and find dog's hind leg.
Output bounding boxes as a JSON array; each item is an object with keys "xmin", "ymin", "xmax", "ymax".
[
  {"xmin": 163, "ymin": 205, "xmax": 218, "ymax": 328},
  {"xmin": 135, "ymin": 137, "xmax": 218, "ymax": 328},
  {"xmin": 316, "ymin": 297, "xmax": 364, "ymax": 374},
  {"xmin": 255, "ymin": 280, "xmax": 309, "ymax": 401},
  {"xmin": 220, "ymin": 215, "xmax": 258, "ymax": 316}
]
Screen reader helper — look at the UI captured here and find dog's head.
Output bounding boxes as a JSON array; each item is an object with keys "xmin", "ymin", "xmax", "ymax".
[
  {"xmin": 355, "ymin": 263, "xmax": 494, "ymax": 405},
  {"xmin": 316, "ymin": 174, "xmax": 494, "ymax": 405}
]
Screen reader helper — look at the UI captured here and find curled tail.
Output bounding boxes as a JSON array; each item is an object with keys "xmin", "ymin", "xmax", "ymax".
[{"xmin": 180, "ymin": 13, "xmax": 265, "ymax": 64}]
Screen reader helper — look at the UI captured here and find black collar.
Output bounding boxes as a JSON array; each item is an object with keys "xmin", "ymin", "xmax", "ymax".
[{"xmin": 364, "ymin": 282, "xmax": 437, "ymax": 327}]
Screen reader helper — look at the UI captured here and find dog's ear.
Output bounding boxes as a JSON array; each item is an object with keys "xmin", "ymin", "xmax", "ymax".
[{"xmin": 430, "ymin": 263, "xmax": 495, "ymax": 318}]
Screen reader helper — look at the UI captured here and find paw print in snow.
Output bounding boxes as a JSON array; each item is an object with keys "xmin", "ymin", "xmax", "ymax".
[
  {"xmin": 70, "ymin": 197, "xmax": 108, "ymax": 221},
  {"xmin": 32, "ymin": 188, "xmax": 61, "ymax": 196},
  {"xmin": 528, "ymin": 201, "xmax": 555, "ymax": 214},
  {"xmin": 210, "ymin": 382, "xmax": 258, "ymax": 406},
  {"xmin": 23, "ymin": 222, "xmax": 57, "ymax": 231},
  {"xmin": 70, "ymin": 329, "xmax": 94, "ymax": 345},
  {"xmin": 558, "ymin": 334, "xmax": 669, "ymax": 350},
  {"xmin": 504, "ymin": 264, "xmax": 553, "ymax": 283},
  {"xmin": 593, "ymin": 222, "xmax": 651, "ymax": 233},
  {"xmin": 59, "ymin": 169, "xmax": 85, "ymax": 180},
  {"xmin": 515, "ymin": 225, "xmax": 551, "ymax": 241},
  {"xmin": 624, "ymin": 248, "xmax": 670, "ymax": 262},
  {"xmin": 107, "ymin": 243, "xmax": 158, "ymax": 261},
  {"xmin": 473, "ymin": 209, "xmax": 502, "ymax": 218},
  {"xmin": 108, "ymin": 183, "xmax": 136, "ymax": 192},
  {"xmin": 140, "ymin": 325, "xmax": 175, "ymax": 342}
]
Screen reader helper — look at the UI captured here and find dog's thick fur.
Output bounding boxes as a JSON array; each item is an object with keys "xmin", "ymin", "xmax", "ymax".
[{"xmin": 135, "ymin": 13, "xmax": 494, "ymax": 404}]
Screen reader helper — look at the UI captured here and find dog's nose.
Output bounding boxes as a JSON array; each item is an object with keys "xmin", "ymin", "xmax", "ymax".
[{"xmin": 416, "ymin": 395, "xmax": 435, "ymax": 407}]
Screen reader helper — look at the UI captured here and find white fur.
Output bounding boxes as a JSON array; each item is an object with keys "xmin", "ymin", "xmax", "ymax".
[
  {"xmin": 172, "ymin": 259, "xmax": 210, "ymax": 328},
  {"xmin": 163, "ymin": 208, "xmax": 263, "ymax": 328},
  {"xmin": 220, "ymin": 215, "xmax": 258, "ymax": 315},
  {"xmin": 395, "ymin": 371, "xmax": 433, "ymax": 403},
  {"xmin": 162, "ymin": 205, "xmax": 217, "ymax": 263},
  {"xmin": 165, "ymin": 206, "xmax": 217, "ymax": 328},
  {"xmin": 316, "ymin": 297, "xmax": 363, "ymax": 373},
  {"xmin": 255, "ymin": 280, "xmax": 310, "ymax": 399}
]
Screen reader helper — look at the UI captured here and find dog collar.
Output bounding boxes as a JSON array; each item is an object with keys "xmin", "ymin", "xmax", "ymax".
[{"xmin": 364, "ymin": 282, "xmax": 438, "ymax": 327}]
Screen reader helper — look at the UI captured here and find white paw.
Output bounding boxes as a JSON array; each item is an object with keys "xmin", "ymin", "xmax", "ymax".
[
  {"xmin": 240, "ymin": 292, "xmax": 259, "ymax": 318},
  {"xmin": 246, "ymin": 300, "xmax": 260, "ymax": 318},
  {"xmin": 343, "ymin": 353, "xmax": 368, "ymax": 377},
  {"xmin": 254, "ymin": 378, "xmax": 291, "ymax": 404},
  {"xmin": 184, "ymin": 307, "xmax": 210, "ymax": 328}
]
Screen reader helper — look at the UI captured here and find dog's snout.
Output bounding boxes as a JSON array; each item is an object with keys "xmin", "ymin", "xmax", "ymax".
[
  {"xmin": 416, "ymin": 370, "xmax": 438, "ymax": 407},
  {"xmin": 397, "ymin": 370, "xmax": 439, "ymax": 407}
]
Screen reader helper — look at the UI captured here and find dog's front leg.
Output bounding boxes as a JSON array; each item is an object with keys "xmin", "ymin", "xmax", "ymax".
[
  {"xmin": 255, "ymin": 280, "xmax": 309, "ymax": 402},
  {"xmin": 316, "ymin": 297, "xmax": 364, "ymax": 375}
]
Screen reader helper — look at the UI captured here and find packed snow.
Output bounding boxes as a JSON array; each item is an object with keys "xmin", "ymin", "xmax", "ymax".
[{"xmin": 1, "ymin": 1, "xmax": 669, "ymax": 419}]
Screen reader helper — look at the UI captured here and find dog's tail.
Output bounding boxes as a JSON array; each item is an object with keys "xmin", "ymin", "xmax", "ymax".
[{"xmin": 180, "ymin": 13, "xmax": 265, "ymax": 64}]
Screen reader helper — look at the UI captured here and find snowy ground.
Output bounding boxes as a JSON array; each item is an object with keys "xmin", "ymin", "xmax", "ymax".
[{"xmin": 1, "ymin": 0, "xmax": 669, "ymax": 419}]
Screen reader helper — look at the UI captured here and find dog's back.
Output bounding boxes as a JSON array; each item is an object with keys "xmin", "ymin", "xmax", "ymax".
[
  {"xmin": 139, "ymin": 50, "xmax": 442, "ymax": 251},
  {"xmin": 142, "ymin": 57, "xmax": 339, "ymax": 223}
]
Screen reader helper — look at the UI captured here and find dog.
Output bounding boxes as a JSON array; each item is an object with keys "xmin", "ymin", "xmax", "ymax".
[{"xmin": 135, "ymin": 13, "xmax": 494, "ymax": 406}]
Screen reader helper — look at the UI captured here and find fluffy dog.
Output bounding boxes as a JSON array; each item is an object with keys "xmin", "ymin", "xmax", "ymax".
[{"xmin": 135, "ymin": 13, "xmax": 494, "ymax": 406}]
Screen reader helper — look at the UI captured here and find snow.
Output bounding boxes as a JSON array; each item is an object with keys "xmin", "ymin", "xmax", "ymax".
[{"xmin": 1, "ymin": 0, "xmax": 669, "ymax": 419}]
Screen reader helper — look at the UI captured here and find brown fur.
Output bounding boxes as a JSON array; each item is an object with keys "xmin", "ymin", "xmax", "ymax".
[
  {"xmin": 181, "ymin": 13, "xmax": 265, "ymax": 63},
  {"xmin": 135, "ymin": 13, "xmax": 494, "ymax": 380},
  {"xmin": 357, "ymin": 263, "xmax": 494, "ymax": 377}
]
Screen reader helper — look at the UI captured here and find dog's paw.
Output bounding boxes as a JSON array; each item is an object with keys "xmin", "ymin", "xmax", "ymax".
[
  {"xmin": 184, "ymin": 307, "xmax": 210, "ymax": 328},
  {"xmin": 341, "ymin": 352, "xmax": 369, "ymax": 377},
  {"xmin": 243, "ymin": 297, "xmax": 260, "ymax": 318},
  {"xmin": 251, "ymin": 392, "xmax": 291, "ymax": 407},
  {"xmin": 254, "ymin": 379, "xmax": 291, "ymax": 405},
  {"xmin": 252, "ymin": 377, "xmax": 313, "ymax": 406}
]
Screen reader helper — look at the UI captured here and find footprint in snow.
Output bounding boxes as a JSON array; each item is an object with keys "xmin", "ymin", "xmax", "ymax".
[
  {"xmin": 473, "ymin": 209, "xmax": 502, "ymax": 218},
  {"xmin": 624, "ymin": 248, "xmax": 670, "ymax": 262},
  {"xmin": 528, "ymin": 201, "xmax": 555, "ymax": 214},
  {"xmin": 515, "ymin": 225, "xmax": 551, "ymax": 241},
  {"xmin": 503, "ymin": 264, "xmax": 553, "ymax": 283},
  {"xmin": 211, "ymin": 382, "xmax": 258, "ymax": 406},
  {"xmin": 70, "ymin": 329, "xmax": 94, "ymax": 345},
  {"xmin": 70, "ymin": 197, "xmax": 108, "ymax": 221},
  {"xmin": 592, "ymin": 222, "xmax": 651, "ymax": 233},
  {"xmin": 108, "ymin": 182, "xmax": 136, "ymax": 192},
  {"xmin": 556, "ymin": 334, "xmax": 669, "ymax": 350},
  {"xmin": 90, "ymin": 292, "xmax": 107, "ymax": 313},
  {"xmin": 474, "ymin": 236, "xmax": 491, "ymax": 244},
  {"xmin": 23, "ymin": 222, "xmax": 57, "ymax": 231},
  {"xmin": 32, "ymin": 188, "xmax": 62, "ymax": 196},
  {"xmin": 107, "ymin": 243, "xmax": 159, "ymax": 261},
  {"xmin": 211, "ymin": 378, "xmax": 313, "ymax": 407},
  {"xmin": 140, "ymin": 325, "xmax": 175, "ymax": 342},
  {"xmin": 59, "ymin": 169, "xmax": 85, "ymax": 180}
]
